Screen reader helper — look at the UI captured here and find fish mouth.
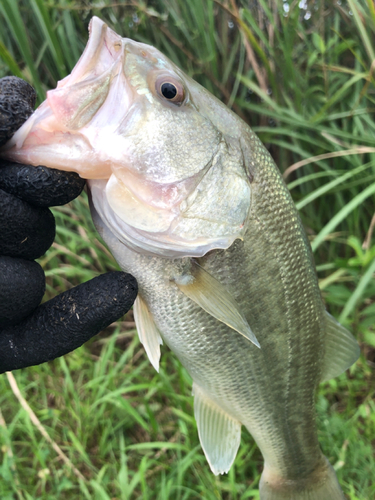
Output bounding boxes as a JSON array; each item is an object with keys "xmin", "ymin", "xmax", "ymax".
[
  {"xmin": 69, "ymin": 16, "xmax": 123, "ymax": 88},
  {"xmin": 0, "ymin": 17, "xmax": 132, "ymax": 180}
]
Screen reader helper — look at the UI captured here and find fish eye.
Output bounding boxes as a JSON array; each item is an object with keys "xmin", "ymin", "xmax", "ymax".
[
  {"xmin": 161, "ymin": 82, "xmax": 177, "ymax": 99},
  {"xmin": 155, "ymin": 76, "xmax": 185, "ymax": 105}
]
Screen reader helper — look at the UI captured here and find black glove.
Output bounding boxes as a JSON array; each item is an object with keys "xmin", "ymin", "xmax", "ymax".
[{"xmin": 0, "ymin": 76, "xmax": 137, "ymax": 373}]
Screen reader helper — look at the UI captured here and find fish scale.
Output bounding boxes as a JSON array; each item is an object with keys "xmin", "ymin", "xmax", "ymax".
[
  {"xmin": 102, "ymin": 187, "xmax": 323, "ymax": 477},
  {"xmin": 100, "ymin": 130, "xmax": 328, "ymax": 482}
]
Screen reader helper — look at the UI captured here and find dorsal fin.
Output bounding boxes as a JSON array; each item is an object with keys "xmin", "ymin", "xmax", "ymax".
[
  {"xmin": 321, "ymin": 312, "xmax": 360, "ymax": 382},
  {"xmin": 193, "ymin": 383, "xmax": 241, "ymax": 475},
  {"xmin": 173, "ymin": 260, "xmax": 260, "ymax": 348},
  {"xmin": 133, "ymin": 295, "xmax": 163, "ymax": 372}
]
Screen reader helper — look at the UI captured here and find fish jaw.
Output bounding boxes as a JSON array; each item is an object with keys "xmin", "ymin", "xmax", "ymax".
[
  {"xmin": 89, "ymin": 175, "xmax": 249, "ymax": 258},
  {"xmin": 1, "ymin": 17, "xmax": 132, "ymax": 179}
]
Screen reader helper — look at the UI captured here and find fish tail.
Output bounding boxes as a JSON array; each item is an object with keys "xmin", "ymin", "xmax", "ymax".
[{"xmin": 259, "ymin": 457, "xmax": 345, "ymax": 500}]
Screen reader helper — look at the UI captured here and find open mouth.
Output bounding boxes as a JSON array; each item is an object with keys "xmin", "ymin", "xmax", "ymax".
[{"xmin": 0, "ymin": 17, "xmax": 130, "ymax": 180}]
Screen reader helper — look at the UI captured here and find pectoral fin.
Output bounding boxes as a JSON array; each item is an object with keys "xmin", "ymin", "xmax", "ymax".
[
  {"xmin": 321, "ymin": 312, "xmax": 360, "ymax": 382},
  {"xmin": 133, "ymin": 295, "xmax": 163, "ymax": 372},
  {"xmin": 193, "ymin": 383, "xmax": 241, "ymax": 475},
  {"xmin": 174, "ymin": 260, "xmax": 260, "ymax": 348}
]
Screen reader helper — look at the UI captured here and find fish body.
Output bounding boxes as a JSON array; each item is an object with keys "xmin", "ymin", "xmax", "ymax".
[{"xmin": 1, "ymin": 17, "xmax": 359, "ymax": 500}]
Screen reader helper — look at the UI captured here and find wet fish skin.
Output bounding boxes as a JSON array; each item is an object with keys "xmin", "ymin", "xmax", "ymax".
[
  {"xmin": 0, "ymin": 17, "xmax": 359, "ymax": 500},
  {"xmin": 90, "ymin": 117, "xmax": 352, "ymax": 499},
  {"xmin": 91, "ymin": 125, "xmax": 337, "ymax": 497}
]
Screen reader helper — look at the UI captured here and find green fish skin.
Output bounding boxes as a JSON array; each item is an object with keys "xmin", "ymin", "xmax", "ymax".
[
  {"xmin": 1, "ymin": 17, "xmax": 359, "ymax": 500},
  {"xmin": 92, "ymin": 135, "xmax": 347, "ymax": 500}
]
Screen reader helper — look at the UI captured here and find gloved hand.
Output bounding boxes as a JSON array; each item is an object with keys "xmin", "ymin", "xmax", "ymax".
[{"xmin": 0, "ymin": 76, "xmax": 137, "ymax": 373}]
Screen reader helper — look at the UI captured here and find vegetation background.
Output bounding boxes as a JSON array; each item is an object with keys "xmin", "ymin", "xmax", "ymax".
[{"xmin": 0, "ymin": 0, "xmax": 374, "ymax": 498}]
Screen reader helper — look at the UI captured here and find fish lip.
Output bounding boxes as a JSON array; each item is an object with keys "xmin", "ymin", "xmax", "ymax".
[{"xmin": 64, "ymin": 16, "xmax": 124, "ymax": 88}]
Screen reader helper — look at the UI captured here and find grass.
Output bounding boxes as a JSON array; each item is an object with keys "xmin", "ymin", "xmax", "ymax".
[{"xmin": 0, "ymin": 0, "xmax": 374, "ymax": 498}]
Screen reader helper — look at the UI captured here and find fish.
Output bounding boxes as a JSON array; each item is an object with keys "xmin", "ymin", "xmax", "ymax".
[{"xmin": 1, "ymin": 17, "xmax": 360, "ymax": 500}]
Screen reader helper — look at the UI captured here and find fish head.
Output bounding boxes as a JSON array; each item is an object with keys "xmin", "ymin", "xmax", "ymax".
[{"xmin": 1, "ymin": 17, "xmax": 252, "ymax": 258}]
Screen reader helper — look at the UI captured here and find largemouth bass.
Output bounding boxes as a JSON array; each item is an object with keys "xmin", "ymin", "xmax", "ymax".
[{"xmin": 1, "ymin": 17, "xmax": 360, "ymax": 500}]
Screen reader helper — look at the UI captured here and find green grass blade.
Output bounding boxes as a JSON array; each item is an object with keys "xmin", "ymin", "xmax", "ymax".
[
  {"xmin": 29, "ymin": 0, "xmax": 66, "ymax": 79},
  {"xmin": 339, "ymin": 257, "xmax": 375, "ymax": 323},
  {"xmin": 296, "ymin": 163, "xmax": 372, "ymax": 210},
  {"xmin": 347, "ymin": 0, "xmax": 375, "ymax": 63},
  {"xmin": 311, "ymin": 183, "xmax": 375, "ymax": 252},
  {"xmin": 0, "ymin": 0, "xmax": 44, "ymax": 97},
  {"xmin": 0, "ymin": 40, "xmax": 24, "ymax": 78},
  {"xmin": 310, "ymin": 73, "xmax": 369, "ymax": 123}
]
